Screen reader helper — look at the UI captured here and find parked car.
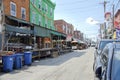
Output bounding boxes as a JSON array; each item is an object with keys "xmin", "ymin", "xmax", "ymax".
[
  {"xmin": 91, "ymin": 43, "xmax": 96, "ymax": 47},
  {"xmin": 93, "ymin": 39, "xmax": 120, "ymax": 77},
  {"xmin": 95, "ymin": 42, "xmax": 120, "ymax": 80}
]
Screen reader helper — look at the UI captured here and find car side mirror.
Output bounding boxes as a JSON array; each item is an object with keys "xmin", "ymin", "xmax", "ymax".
[{"xmin": 95, "ymin": 67, "xmax": 102, "ymax": 79}]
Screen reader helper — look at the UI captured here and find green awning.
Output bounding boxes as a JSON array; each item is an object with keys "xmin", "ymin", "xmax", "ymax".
[
  {"xmin": 51, "ymin": 31, "xmax": 61, "ymax": 36},
  {"xmin": 61, "ymin": 33, "xmax": 66, "ymax": 37},
  {"xmin": 34, "ymin": 26, "xmax": 50, "ymax": 37},
  {"xmin": 6, "ymin": 15, "xmax": 31, "ymax": 25},
  {"xmin": 5, "ymin": 24, "xmax": 33, "ymax": 34},
  {"xmin": 51, "ymin": 31, "xmax": 66, "ymax": 36}
]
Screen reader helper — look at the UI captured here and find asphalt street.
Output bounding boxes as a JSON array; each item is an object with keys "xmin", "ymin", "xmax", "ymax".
[{"xmin": 0, "ymin": 47, "xmax": 95, "ymax": 80}]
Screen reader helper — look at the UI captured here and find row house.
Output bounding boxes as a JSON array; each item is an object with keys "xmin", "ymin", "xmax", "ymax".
[
  {"xmin": 30, "ymin": 0, "xmax": 56, "ymax": 48},
  {"xmin": 54, "ymin": 19, "xmax": 74, "ymax": 41},
  {"xmin": 30, "ymin": 0, "xmax": 55, "ymax": 30},
  {"xmin": 74, "ymin": 30, "xmax": 84, "ymax": 41},
  {"xmin": 0, "ymin": 0, "xmax": 65, "ymax": 51},
  {"xmin": 1, "ymin": 0, "xmax": 33, "ymax": 51},
  {"xmin": 3, "ymin": 0, "xmax": 30, "ymax": 21}
]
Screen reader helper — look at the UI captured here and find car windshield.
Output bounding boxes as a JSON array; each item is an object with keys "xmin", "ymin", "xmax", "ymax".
[
  {"xmin": 111, "ymin": 49, "xmax": 120, "ymax": 80},
  {"xmin": 99, "ymin": 41, "xmax": 118, "ymax": 50}
]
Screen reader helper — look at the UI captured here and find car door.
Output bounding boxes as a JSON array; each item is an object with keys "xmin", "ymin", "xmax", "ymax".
[{"xmin": 100, "ymin": 46, "xmax": 109, "ymax": 80}]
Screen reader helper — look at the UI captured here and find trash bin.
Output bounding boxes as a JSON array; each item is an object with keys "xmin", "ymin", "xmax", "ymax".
[
  {"xmin": 24, "ymin": 52, "xmax": 32, "ymax": 65},
  {"xmin": 2, "ymin": 55, "xmax": 14, "ymax": 72},
  {"xmin": 14, "ymin": 54, "xmax": 23, "ymax": 69}
]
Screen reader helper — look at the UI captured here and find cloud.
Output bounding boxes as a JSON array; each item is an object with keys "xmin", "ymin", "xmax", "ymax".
[{"xmin": 86, "ymin": 17, "xmax": 99, "ymax": 25}]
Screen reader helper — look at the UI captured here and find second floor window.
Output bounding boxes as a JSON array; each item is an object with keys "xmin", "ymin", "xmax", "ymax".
[
  {"xmin": 45, "ymin": 4, "xmax": 48, "ymax": 13},
  {"xmin": 39, "ymin": 0, "xmax": 41, "ymax": 10},
  {"xmin": 32, "ymin": 12, "xmax": 35, "ymax": 23},
  {"xmin": 32, "ymin": 0, "xmax": 35, "ymax": 4},
  {"xmin": 50, "ymin": 8, "xmax": 52, "ymax": 16},
  {"xmin": 45, "ymin": 19, "xmax": 47, "ymax": 28},
  {"xmin": 21, "ymin": 7, "xmax": 26, "ymax": 20},
  {"xmin": 39, "ymin": 15, "xmax": 41, "ymax": 26},
  {"xmin": 10, "ymin": 2, "xmax": 16, "ymax": 17}
]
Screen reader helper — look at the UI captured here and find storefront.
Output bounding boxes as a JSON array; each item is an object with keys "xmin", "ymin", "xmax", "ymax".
[{"xmin": 2, "ymin": 15, "xmax": 34, "ymax": 52}]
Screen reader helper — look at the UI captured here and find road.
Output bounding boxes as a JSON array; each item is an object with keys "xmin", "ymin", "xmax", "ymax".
[{"xmin": 0, "ymin": 47, "xmax": 95, "ymax": 80}]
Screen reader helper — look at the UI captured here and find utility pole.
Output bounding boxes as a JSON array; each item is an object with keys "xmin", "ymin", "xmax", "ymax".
[
  {"xmin": 112, "ymin": 4, "xmax": 115, "ymax": 37},
  {"xmin": 100, "ymin": 0, "xmax": 109, "ymax": 39}
]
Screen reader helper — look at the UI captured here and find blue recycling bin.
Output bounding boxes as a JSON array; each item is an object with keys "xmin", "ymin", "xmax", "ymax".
[
  {"xmin": 2, "ymin": 55, "xmax": 14, "ymax": 72},
  {"xmin": 24, "ymin": 52, "xmax": 32, "ymax": 65},
  {"xmin": 14, "ymin": 54, "xmax": 23, "ymax": 69}
]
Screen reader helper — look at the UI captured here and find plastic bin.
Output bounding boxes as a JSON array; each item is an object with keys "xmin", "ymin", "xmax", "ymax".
[
  {"xmin": 14, "ymin": 54, "xmax": 23, "ymax": 69},
  {"xmin": 24, "ymin": 52, "xmax": 32, "ymax": 65},
  {"xmin": 2, "ymin": 55, "xmax": 14, "ymax": 72}
]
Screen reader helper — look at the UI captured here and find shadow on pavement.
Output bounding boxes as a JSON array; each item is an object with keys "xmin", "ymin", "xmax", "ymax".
[
  {"xmin": 32, "ymin": 50, "xmax": 86, "ymax": 66},
  {"xmin": 0, "ymin": 50, "xmax": 87, "ymax": 76}
]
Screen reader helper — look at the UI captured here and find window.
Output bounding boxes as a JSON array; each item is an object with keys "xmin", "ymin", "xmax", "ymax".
[
  {"xmin": 32, "ymin": 12, "xmax": 35, "ymax": 23},
  {"xmin": 50, "ymin": 8, "xmax": 52, "ymax": 16},
  {"xmin": 39, "ymin": 15, "xmax": 41, "ymax": 26},
  {"xmin": 45, "ymin": 4, "xmax": 48, "ymax": 13},
  {"xmin": 45, "ymin": 19, "xmax": 47, "ymax": 28},
  {"xmin": 51, "ymin": 21, "xmax": 53, "ymax": 27},
  {"xmin": 31, "ymin": 0, "xmax": 35, "ymax": 4},
  {"xmin": 21, "ymin": 7, "xmax": 26, "ymax": 20},
  {"xmin": 39, "ymin": 0, "xmax": 41, "ymax": 9},
  {"xmin": 10, "ymin": 2, "xmax": 16, "ymax": 16},
  {"xmin": 62, "ymin": 25, "xmax": 65, "ymax": 31},
  {"xmin": 101, "ymin": 47, "xmax": 108, "ymax": 66}
]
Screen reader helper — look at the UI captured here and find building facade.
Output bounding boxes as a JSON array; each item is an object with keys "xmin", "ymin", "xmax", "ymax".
[
  {"xmin": 54, "ymin": 20, "xmax": 66, "ymax": 34},
  {"xmin": 74, "ymin": 30, "xmax": 83, "ymax": 41},
  {"xmin": 54, "ymin": 19, "xmax": 74, "ymax": 41},
  {"xmin": 3, "ymin": 0, "xmax": 30, "ymax": 21},
  {"xmin": 30, "ymin": 0, "xmax": 56, "ymax": 49},
  {"xmin": 0, "ymin": 0, "xmax": 33, "ymax": 51},
  {"xmin": 30, "ymin": 0, "xmax": 55, "ymax": 30}
]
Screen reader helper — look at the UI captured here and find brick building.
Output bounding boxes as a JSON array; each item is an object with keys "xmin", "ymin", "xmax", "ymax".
[
  {"xmin": 54, "ymin": 19, "xmax": 74, "ymax": 41},
  {"xmin": 54, "ymin": 20, "xmax": 66, "ymax": 34},
  {"xmin": 0, "ymin": 0, "xmax": 33, "ymax": 51},
  {"xmin": 74, "ymin": 30, "xmax": 84, "ymax": 41},
  {"xmin": 3, "ymin": 0, "xmax": 30, "ymax": 21}
]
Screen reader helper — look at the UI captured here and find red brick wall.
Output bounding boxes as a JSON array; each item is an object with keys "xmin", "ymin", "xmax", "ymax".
[
  {"xmin": 3, "ymin": 0, "xmax": 29, "ymax": 21},
  {"xmin": 54, "ymin": 20, "xmax": 67, "ymax": 34}
]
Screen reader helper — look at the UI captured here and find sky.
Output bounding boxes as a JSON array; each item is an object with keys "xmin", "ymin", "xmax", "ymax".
[{"xmin": 51, "ymin": 0, "xmax": 120, "ymax": 41}]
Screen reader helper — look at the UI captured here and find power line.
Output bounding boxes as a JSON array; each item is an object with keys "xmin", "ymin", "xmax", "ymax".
[
  {"xmin": 57, "ymin": 0, "xmax": 90, "ymax": 5},
  {"xmin": 57, "ymin": 4, "xmax": 99, "ymax": 11},
  {"xmin": 115, "ymin": 0, "xmax": 120, "ymax": 11}
]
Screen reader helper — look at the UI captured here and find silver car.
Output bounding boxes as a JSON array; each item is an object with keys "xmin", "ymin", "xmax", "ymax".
[
  {"xmin": 93, "ymin": 39, "xmax": 120, "ymax": 79},
  {"xmin": 95, "ymin": 42, "xmax": 120, "ymax": 80}
]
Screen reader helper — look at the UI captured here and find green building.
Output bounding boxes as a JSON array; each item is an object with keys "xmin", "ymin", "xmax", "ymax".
[
  {"xmin": 30, "ymin": 0, "xmax": 56, "ymax": 30},
  {"xmin": 30, "ymin": 0, "xmax": 56, "ymax": 48}
]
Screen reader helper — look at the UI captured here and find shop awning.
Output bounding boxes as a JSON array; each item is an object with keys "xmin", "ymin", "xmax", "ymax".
[
  {"xmin": 5, "ymin": 24, "xmax": 33, "ymax": 34},
  {"xmin": 51, "ymin": 31, "xmax": 61, "ymax": 36},
  {"xmin": 34, "ymin": 26, "xmax": 50, "ymax": 37},
  {"xmin": 51, "ymin": 31, "xmax": 66, "ymax": 36},
  {"xmin": 6, "ymin": 15, "xmax": 31, "ymax": 26},
  {"xmin": 51, "ymin": 30, "xmax": 66, "ymax": 40}
]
